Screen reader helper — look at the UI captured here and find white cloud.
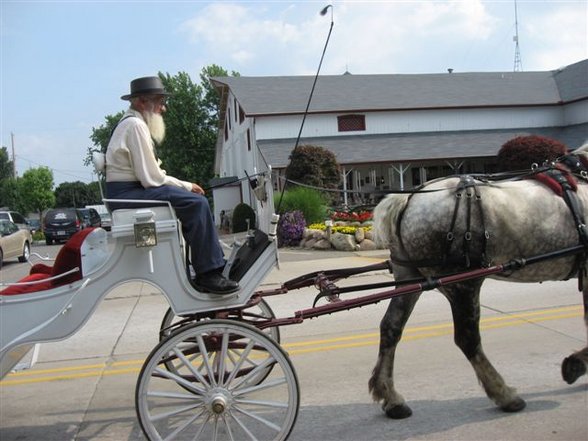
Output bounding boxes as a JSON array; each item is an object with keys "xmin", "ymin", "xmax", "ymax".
[{"xmin": 179, "ymin": 1, "xmax": 502, "ymax": 75}]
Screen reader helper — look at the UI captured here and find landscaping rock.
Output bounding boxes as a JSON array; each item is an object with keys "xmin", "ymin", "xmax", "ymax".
[
  {"xmin": 330, "ymin": 232, "xmax": 358, "ymax": 251},
  {"xmin": 357, "ymin": 238, "xmax": 377, "ymax": 250},
  {"xmin": 355, "ymin": 227, "xmax": 365, "ymax": 243},
  {"xmin": 313, "ymin": 239, "xmax": 333, "ymax": 250}
]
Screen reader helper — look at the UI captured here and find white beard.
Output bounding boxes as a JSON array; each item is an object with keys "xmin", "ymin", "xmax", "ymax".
[{"xmin": 143, "ymin": 110, "xmax": 166, "ymax": 145}]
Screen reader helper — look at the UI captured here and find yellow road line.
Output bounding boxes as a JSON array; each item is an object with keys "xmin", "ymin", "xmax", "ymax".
[{"xmin": 1, "ymin": 305, "xmax": 582, "ymax": 387}]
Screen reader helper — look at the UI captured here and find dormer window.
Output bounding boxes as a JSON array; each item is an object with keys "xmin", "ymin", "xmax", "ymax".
[{"xmin": 338, "ymin": 114, "xmax": 366, "ymax": 132}]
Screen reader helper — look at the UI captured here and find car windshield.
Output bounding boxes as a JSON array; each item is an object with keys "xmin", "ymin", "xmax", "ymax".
[{"xmin": 0, "ymin": 213, "xmax": 8, "ymax": 220}]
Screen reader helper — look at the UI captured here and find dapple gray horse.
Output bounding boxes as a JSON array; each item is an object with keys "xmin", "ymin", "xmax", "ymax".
[{"xmin": 370, "ymin": 144, "xmax": 588, "ymax": 419}]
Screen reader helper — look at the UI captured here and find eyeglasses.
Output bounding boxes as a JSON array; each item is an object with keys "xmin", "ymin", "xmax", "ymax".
[
  {"xmin": 153, "ymin": 97, "xmax": 168, "ymax": 106},
  {"xmin": 143, "ymin": 96, "xmax": 168, "ymax": 106}
]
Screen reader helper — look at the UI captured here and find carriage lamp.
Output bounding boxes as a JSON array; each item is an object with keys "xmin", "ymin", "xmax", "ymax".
[{"xmin": 134, "ymin": 222, "xmax": 157, "ymax": 248}]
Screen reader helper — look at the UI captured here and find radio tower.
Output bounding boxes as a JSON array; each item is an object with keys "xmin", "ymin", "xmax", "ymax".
[{"xmin": 513, "ymin": 0, "xmax": 523, "ymax": 71}]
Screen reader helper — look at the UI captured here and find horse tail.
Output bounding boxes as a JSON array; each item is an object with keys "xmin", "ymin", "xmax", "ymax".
[{"xmin": 373, "ymin": 193, "xmax": 411, "ymax": 248}]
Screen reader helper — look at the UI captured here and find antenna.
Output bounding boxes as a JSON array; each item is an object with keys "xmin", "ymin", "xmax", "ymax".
[{"xmin": 513, "ymin": 0, "xmax": 522, "ymax": 71}]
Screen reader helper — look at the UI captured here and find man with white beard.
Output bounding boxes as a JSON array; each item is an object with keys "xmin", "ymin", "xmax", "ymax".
[{"xmin": 105, "ymin": 76, "xmax": 239, "ymax": 295}]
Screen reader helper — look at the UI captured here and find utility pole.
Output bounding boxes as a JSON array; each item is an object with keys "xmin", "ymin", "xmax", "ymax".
[
  {"xmin": 11, "ymin": 132, "xmax": 16, "ymax": 178},
  {"xmin": 513, "ymin": 0, "xmax": 523, "ymax": 72}
]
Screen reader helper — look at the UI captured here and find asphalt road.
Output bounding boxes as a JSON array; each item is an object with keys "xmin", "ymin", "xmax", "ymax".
[{"xmin": 1, "ymin": 244, "xmax": 587, "ymax": 441}]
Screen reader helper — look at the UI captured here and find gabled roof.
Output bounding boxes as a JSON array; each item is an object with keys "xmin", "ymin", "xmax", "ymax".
[{"xmin": 212, "ymin": 59, "xmax": 587, "ymax": 116}]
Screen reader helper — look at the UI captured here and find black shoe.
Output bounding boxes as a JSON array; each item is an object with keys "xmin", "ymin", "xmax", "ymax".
[{"xmin": 194, "ymin": 271, "xmax": 239, "ymax": 295}]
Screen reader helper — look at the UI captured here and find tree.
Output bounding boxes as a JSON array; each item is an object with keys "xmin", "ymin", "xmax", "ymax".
[
  {"xmin": 285, "ymin": 144, "xmax": 341, "ymax": 193},
  {"xmin": 0, "ymin": 146, "xmax": 13, "ymax": 180},
  {"xmin": 54, "ymin": 181, "xmax": 100, "ymax": 208},
  {"xmin": 19, "ymin": 167, "xmax": 55, "ymax": 219},
  {"xmin": 0, "ymin": 146, "xmax": 17, "ymax": 209},
  {"xmin": 158, "ymin": 71, "xmax": 215, "ymax": 186}
]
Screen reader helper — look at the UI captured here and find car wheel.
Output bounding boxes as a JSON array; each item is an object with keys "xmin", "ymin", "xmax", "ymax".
[
  {"xmin": 18, "ymin": 241, "xmax": 30, "ymax": 262},
  {"xmin": 45, "ymin": 237, "xmax": 53, "ymax": 245}
]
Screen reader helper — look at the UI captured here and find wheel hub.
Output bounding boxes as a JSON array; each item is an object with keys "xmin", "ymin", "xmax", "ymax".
[{"xmin": 206, "ymin": 388, "xmax": 232, "ymax": 415}]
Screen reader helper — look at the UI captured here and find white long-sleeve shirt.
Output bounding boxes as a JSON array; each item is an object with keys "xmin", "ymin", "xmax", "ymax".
[{"xmin": 105, "ymin": 109, "xmax": 192, "ymax": 191}]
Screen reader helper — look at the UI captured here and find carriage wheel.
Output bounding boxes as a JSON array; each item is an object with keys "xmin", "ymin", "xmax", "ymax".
[
  {"xmin": 159, "ymin": 299, "xmax": 281, "ymax": 387},
  {"xmin": 136, "ymin": 319, "xmax": 299, "ymax": 441}
]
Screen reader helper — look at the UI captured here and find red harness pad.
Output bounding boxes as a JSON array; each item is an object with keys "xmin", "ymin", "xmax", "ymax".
[{"xmin": 531, "ymin": 166, "xmax": 577, "ymax": 197}]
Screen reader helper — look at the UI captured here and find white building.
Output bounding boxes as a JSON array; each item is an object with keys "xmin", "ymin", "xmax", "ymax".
[{"xmin": 210, "ymin": 59, "xmax": 588, "ymax": 222}]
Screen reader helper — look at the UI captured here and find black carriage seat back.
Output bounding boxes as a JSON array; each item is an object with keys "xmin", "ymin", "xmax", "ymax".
[{"xmin": 224, "ymin": 229, "xmax": 272, "ymax": 282}]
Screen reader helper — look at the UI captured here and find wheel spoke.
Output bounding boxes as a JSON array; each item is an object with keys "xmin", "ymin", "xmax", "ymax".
[
  {"xmin": 153, "ymin": 367, "xmax": 206, "ymax": 395},
  {"xmin": 233, "ymin": 405, "xmax": 282, "ymax": 432},
  {"xmin": 162, "ymin": 408, "xmax": 205, "ymax": 441},
  {"xmin": 225, "ymin": 340, "xmax": 256, "ymax": 385},
  {"xmin": 196, "ymin": 334, "xmax": 217, "ymax": 387},
  {"xmin": 150, "ymin": 402, "xmax": 204, "ymax": 422},
  {"xmin": 230, "ymin": 356, "xmax": 276, "ymax": 391},
  {"xmin": 235, "ymin": 398, "xmax": 289, "ymax": 409},
  {"xmin": 173, "ymin": 347, "xmax": 211, "ymax": 388},
  {"xmin": 147, "ymin": 390, "xmax": 202, "ymax": 400},
  {"xmin": 227, "ymin": 412, "xmax": 259, "ymax": 441},
  {"xmin": 233, "ymin": 377, "xmax": 287, "ymax": 397}
]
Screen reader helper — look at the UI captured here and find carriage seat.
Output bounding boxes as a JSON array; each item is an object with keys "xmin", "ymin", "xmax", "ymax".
[{"xmin": 0, "ymin": 227, "xmax": 108, "ymax": 296}]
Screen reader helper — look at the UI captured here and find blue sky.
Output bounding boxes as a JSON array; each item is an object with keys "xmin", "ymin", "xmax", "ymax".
[{"xmin": 1, "ymin": 0, "xmax": 587, "ymax": 186}]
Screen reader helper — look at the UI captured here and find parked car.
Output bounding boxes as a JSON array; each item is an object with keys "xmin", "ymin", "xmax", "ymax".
[
  {"xmin": 0, "ymin": 211, "xmax": 28, "ymax": 231},
  {"xmin": 0, "ymin": 219, "xmax": 32, "ymax": 269},
  {"xmin": 26, "ymin": 218, "xmax": 41, "ymax": 235},
  {"xmin": 77, "ymin": 208, "xmax": 102, "ymax": 229},
  {"xmin": 43, "ymin": 208, "xmax": 85, "ymax": 245},
  {"xmin": 99, "ymin": 212, "xmax": 112, "ymax": 231}
]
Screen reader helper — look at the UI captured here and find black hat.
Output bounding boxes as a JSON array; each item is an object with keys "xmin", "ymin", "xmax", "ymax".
[{"xmin": 121, "ymin": 76, "xmax": 170, "ymax": 100}]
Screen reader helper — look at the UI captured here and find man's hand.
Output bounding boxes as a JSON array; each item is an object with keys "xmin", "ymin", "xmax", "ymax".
[{"xmin": 191, "ymin": 183, "xmax": 205, "ymax": 195}]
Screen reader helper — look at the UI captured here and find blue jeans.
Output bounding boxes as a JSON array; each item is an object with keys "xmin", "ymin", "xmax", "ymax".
[{"xmin": 106, "ymin": 181, "xmax": 225, "ymax": 274}]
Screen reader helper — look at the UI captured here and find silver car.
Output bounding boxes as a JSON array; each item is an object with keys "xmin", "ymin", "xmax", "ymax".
[{"xmin": 0, "ymin": 219, "xmax": 32, "ymax": 269}]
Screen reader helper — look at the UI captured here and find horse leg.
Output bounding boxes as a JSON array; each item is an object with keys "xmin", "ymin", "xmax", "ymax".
[
  {"xmin": 443, "ymin": 280, "xmax": 526, "ymax": 412},
  {"xmin": 561, "ymin": 279, "xmax": 588, "ymax": 384},
  {"xmin": 369, "ymin": 266, "xmax": 422, "ymax": 419}
]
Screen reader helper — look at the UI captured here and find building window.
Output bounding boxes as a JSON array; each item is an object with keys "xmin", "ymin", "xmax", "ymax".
[
  {"xmin": 224, "ymin": 120, "xmax": 228, "ymax": 141},
  {"xmin": 239, "ymin": 105, "xmax": 245, "ymax": 124},
  {"xmin": 234, "ymin": 98, "xmax": 238, "ymax": 122},
  {"xmin": 247, "ymin": 128, "xmax": 252, "ymax": 151},
  {"xmin": 337, "ymin": 114, "xmax": 365, "ymax": 132}
]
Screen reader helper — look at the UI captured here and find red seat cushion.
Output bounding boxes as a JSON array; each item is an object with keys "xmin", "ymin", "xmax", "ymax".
[
  {"xmin": 30, "ymin": 263, "xmax": 52, "ymax": 275},
  {"xmin": 0, "ymin": 273, "xmax": 52, "ymax": 295},
  {"xmin": 49, "ymin": 227, "xmax": 95, "ymax": 285},
  {"xmin": 0, "ymin": 227, "xmax": 96, "ymax": 296}
]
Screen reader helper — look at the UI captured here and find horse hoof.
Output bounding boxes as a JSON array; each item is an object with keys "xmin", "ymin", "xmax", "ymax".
[
  {"xmin": 500, "ymin": 397, "xmax": 526, "ymax": 413},
  {"xmin": 562, "ymin": 355, "xmax": 586, "ymax": 384},
  {"xmin": 384, "ymin": 403, "xmax": 413, "ymax": 419}
]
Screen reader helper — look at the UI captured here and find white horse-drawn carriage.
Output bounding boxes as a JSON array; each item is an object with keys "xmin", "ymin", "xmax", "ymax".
[{"xmin": 2, "ymin": 146, "xmax": 588, "ymax": 440}]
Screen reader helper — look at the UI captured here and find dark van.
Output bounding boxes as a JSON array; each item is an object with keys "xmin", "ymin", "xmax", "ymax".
[
  {"xmin": 43, "ymin": 208, "xmax": 84, "ymax": 245},
  {"xmin": 77, "ymin": 208, "xmax": 102, "ymax": 229}
]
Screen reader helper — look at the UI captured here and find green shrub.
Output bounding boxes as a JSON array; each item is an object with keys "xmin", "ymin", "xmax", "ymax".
[
  {"xmin": 231, "ymin": 203, "xmax": 256, "ymax": 233},
  {"xmin": 274, "ymin": 187, "xmax": 328, "ymax": 224},
  {"xmin": 32, "ymin": 231, "xmax": 45, "ymax": 241}
]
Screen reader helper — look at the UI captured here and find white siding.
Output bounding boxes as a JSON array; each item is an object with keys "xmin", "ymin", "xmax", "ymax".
[
  {"xmin": 255, "ymin": 106, "xmax": 566, "ymax": 141},
  {"xmin": 563, "ymin": 101, "xmax": 588, "ymax": 126}
]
